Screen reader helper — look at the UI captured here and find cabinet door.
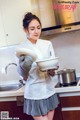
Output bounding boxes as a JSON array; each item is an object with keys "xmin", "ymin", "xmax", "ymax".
[
  {"xmin": 0, "ymin": 101, "xmax": 34, "ymax": 120},
  {"xmin": 31, "ymin": 0, "xmax": 56, "ymax": 28},
  {"xmin": 62, "ymin": 111, "xmax": 80, "ymax": 120},
  {"xmin": 0, "ymin": 5, "xmax": 6, "ymax": 47},
  {"xmin": 53, "ymin": 104, "xmax": 63, "ymax": 120},
  {"xmin": 60, "ymin": 96, "xmax": 80, "ymax": 120},
  {"xmin": 0, "ymin": 0, "xmax": 32, "ymax": 46}
]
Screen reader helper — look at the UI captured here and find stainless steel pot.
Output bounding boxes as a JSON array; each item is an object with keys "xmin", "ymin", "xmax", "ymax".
[{"xmin": 57, "ymin": 69, "xmax": 77, "ymax": 86}]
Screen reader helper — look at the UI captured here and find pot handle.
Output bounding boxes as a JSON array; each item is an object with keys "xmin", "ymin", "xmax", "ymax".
[{"xmin": 77, "ymin": 80, "xmax": 80, "ymax": 86}]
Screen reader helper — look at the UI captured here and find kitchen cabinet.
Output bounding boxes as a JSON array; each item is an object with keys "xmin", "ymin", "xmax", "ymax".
[
  {"xmin": 60, "ymin": 95, "xmax": 80, "ymax": 120},
  {"xmin": 0, "ymin": 97, "xmax": 62, "ymax": 120},
  {"xmin": 0, "ymin": 100, "xmax": 34, "ymax": 120},
  {"xmin": 31, "ymin": 0, "xmax": 56, "ymax": 28},
  {"xmin": 0, "ymin": 0, "xmax": 32, "ymax": 47},
  {"xmin": 0, "ymin": 5, "xmax": 6, "ymax": 47},
  {"xmin": 53, "ymin": 103, "xmax": 63, "ymax": 120}
]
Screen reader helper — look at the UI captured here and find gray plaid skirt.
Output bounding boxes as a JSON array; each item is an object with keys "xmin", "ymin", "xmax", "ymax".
[{"xmin": 23, "ymin": 93, "xmax": 59, "ymax": 116}]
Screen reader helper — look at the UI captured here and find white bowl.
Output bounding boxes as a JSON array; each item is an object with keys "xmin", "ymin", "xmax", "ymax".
[
  {"xmin": 36, "ymin": 57, "xmax": 59, "ymax": 71},
  {"xmin": 16, "ymin": 48, "xmax": 38, "ymax": 61}
]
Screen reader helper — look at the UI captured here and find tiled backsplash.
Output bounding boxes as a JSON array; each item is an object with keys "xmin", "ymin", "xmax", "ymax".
[{"xmin": 0, "ymin": 45, "xmax": 21, "ymax": 85}]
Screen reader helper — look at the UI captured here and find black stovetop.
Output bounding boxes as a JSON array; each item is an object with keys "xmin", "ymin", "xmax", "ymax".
[{"xmin": 55, "ymin": 81, "xmax": 78, "ymax": 88}]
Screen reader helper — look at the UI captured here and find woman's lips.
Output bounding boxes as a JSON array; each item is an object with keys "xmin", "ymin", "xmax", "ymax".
[{"xmin": 34, "ymin": 35, "xmax": 39, "ymax": 37}]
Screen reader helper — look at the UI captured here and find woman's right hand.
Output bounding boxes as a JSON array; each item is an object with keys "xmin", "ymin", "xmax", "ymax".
[{"xmin": 18, "ymin": 55, "xmax": 34, "ymax": 78}]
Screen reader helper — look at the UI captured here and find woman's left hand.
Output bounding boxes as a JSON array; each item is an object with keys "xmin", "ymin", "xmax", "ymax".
[
  {"xmin": 47, "ymin": 69, "xmax": 56, "ymax": 76},
  {"xmin": 47, "ymin": 66, "xmax": 59, "ymax": 76}
]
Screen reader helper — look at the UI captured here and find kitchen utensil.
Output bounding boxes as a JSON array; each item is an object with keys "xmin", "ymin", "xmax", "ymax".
[
  {"xmin": 57, "ymin": 69, "xmax": 77, "ymax": 86},
  {"xmin": 36, "ymin": 57, "xmax": 59, "ymax": 71},
  {"xmin": 16, "ymin": 48, "xmax": 38, "ymax": 61}
]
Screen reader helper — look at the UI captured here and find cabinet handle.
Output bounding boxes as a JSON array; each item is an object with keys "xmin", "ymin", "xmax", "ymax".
[
  {"xmin": 62, "ymin": 107, "xmax": 80, "ymax": 111},
  {"xmin": 6, "ymin": 34, "xmax": 8, "ymax": 36}
]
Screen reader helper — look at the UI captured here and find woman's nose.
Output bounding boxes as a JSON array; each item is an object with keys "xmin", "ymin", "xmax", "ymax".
[{"xmin": 34, "ymin": 28, "xmax": 38, "ymax": 33}]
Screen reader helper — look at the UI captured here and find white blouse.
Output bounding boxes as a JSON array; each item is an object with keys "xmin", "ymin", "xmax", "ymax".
[{"xmin": 17, "ymin": 39, "xmax": 56, "ymax": 100}]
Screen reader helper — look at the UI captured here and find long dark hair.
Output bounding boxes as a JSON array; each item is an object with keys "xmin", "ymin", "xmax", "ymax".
[{"xmin": 23, "ymin": 12, "xmax": 42, "ymax": 29}]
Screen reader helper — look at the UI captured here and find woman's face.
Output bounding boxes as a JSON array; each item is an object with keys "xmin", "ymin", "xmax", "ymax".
[{"xmin": 24, "ymin": 19, "xmax": 41, "ymax": 42}]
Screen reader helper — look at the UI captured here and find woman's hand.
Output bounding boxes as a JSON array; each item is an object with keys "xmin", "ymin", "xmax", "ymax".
[
  {"xmin": 47, "ymin": 69, "xmax": 56, "ymax": 76},
  {"xmin": 47, "ymin": 66, "xmax": 59, "ymax": 76},
  {"xmin": 18, "ymin": 55, "xmax": 33, "ymax": 79}
]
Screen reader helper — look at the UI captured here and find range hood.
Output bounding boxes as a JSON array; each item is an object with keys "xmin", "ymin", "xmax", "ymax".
[
  {"xmin": 31, "ymin": 0, "xmax": 80, "ymax": 35},
  {"xmin": 42, "ymin": 21, "xmax": 80, "ymax": 36}
]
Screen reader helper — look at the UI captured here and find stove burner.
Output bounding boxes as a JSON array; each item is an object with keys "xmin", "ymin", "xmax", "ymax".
[
  {"xmin": 55, "ymin": 81, "xmax": 77, "ymax": 88},
  {"xmin": 60, "ymin": 82, "xmax": 77, "ymax": 87}
]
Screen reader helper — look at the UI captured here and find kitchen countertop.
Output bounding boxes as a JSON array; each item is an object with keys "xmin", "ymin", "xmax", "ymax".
[
  {"xmin": 55, "ymin": 85, "xmax": 80, "ymax": 96},
  {"xmin": 0, "ymin": 86, "xmax": 25, "ymax": 97},
  {"xmin": 55, "ymin": 82, "xmax": 80, "ymax": 93},
  {"xmin": 0, "ymin": 82, "xmax": 80, "ymax": 101}
]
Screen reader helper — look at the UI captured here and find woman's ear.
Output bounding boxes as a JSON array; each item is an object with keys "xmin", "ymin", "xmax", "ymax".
[{"xmin": 23, "ymin": 28, "xmax": 29, "ymax": 39}]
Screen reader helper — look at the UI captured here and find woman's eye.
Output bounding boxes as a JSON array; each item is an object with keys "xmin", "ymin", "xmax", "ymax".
[
  {"xmin": 38, "ymin": 26, "xmax": 41, "ymax": 29},
  {"xmin": 30, "ymin": 28, "xmax": 34, "ymax": 30},
  {"xmin": 38, "ymin": 27, "xmax": 41, "ymax": 29},
  {"xmin": 29, "ymin": 27, "xmax": 41, "ymax": 30}
]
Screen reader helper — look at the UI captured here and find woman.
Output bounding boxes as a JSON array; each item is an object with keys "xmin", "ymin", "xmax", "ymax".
[{"xmin": 17, "ymin": 12, "xmax": 59, "ymax": 120}]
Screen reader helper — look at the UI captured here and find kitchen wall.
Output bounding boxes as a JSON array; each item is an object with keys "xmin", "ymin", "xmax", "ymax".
[{"xmin": 42, "ymin": 29, "xmax": 80, "ymax": 75}]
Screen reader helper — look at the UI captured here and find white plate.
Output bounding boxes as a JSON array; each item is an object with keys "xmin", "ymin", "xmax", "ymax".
[
  {"xmin": 40, "ymin": 65, "xmax": 59, "ymax": 71},
  {"xmin": 16, "ymin": 48, "xmax": 38, "ymax": 61}
]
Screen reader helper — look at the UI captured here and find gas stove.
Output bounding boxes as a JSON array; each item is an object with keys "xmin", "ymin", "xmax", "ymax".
[
  {"xmin": 55, "ymin": 82, "xmax": 77, "ymax": 88},
  {"xmin": 55, "ymin": 79, "xmax": 80, "ymax": 88}
]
